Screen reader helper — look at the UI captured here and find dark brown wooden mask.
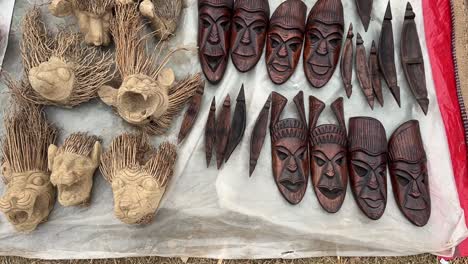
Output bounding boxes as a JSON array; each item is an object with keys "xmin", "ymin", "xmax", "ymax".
[
  {"xmin": 266, "ymin": 0, "xmax": 306, "ymax": 85},
  {"xmin": 231, "ymin": 0, "xmax": 270, "ymax": 72},
  {"xmin": 270, "ymin": 91, "xmax": 308, "ymax": 205},
  {"xmin": 198, "ymin": 0, "xmax": 234, "ymax": 84},
  {"xmin": 389, "ymin": 120, "xmax": 430, "ymax": 227},
  {"xmin": 348, "ymin": 117, "xmax": 387, "ymax": 220},
  {"xmin": 304, "ymin": 0, "xmax": 344, "ymax": 88},
  {"xmin": 309, "ymin": 96, "xmax": 347, "ymax": 213}
]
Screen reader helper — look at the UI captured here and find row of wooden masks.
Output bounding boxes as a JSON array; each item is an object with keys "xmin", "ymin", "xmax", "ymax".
[
  {"xmin": 198, "ymin": 0, "xmax": 430, "ymax": 115},
  {"xmin": 0, "ymin": 3, "xmax": 204, "ymax": 232}
]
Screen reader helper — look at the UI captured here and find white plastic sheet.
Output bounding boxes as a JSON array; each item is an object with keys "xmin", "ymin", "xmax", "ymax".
[
  {"xmin": 0, "ymin": 0, "xmax": 15, "ymax": 67},
  {"xmin": 0, "ymin": 0, "xmax": 466, "ymax": 259}
]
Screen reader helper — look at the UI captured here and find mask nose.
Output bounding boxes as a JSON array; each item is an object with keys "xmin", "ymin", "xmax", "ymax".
[
  {"xmin": 208, "ymin": 24, "xmax": 220, "ymax": 44},
  {"xmin": 317, "ymin": 40, "xmax": 328, "ymax": 55},
  {"xmin": 277, "ymin": 45, "xmax": 288, "ymax": 58},
  {"xmin": 86, "ymin": 18, "xmax": 104, "ymax": 46},
  {"xmin": 286, "ymin": 157, "xmax": 298, "ymax": 172},
  {"xmin": 367, "ymin": 172, "xmax": 379, "ymax": 190},
  {"xmin": 409, "ymin": 182, "xmax": 421, "ymax": 198},
  {"xmin": 325, "ymin": 162, "xmax": 335, "ymax": 177},
  {"xmin": 240, "ymin": 29, "xmax": 251, "ymax": 45}
]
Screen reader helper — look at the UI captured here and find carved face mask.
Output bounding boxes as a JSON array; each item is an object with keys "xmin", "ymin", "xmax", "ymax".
[
  {"xmin": 100, "ymin": 134, "xmax": 177, "ymax": 225},
  {"xmin": 309, "ymin": 96, "xmax": 348, "ymax": 213},
  {"xmin": 270, "ymin": 91, "xmax": 308, "ymax": 205},
  {"xmin": 0, "ymin": 169, "xmax": 55, "ymax": 233},
  {"xmin": 348, "ymin": 117, "xmax": 387, "ymax": 220},
  {"xmin": 304, "ymin": 0, "xmax": 344, "ymax": 88},
  {"xmin": 230, "ymin": 0, "xmax": 269, "ymax": 72},
  {"xmin": 389, "ymin": 120, "xmax": 430, "ymax": 227},
  {"xmin": 198, "ymin": 0, "xmax": 233, "ymax": 84},
  {"xmin": 48, "ymin": 134, "xmax": 101, "ymax": 207},
  {"xmin": 266, "ymin": 0, "xmax": 306, "ymax": 84}
]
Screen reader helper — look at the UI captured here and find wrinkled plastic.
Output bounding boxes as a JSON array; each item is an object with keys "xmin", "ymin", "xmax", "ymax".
[{"xmin": 0, "ymin": 0, "xmax": 466, "ymax": 259}]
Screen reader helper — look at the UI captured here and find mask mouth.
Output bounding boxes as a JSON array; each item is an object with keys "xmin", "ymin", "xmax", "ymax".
[
  {"xmin": 404, "ymin": 196, "xmax": 427, "ymax": 210},
  {"xmin": 271, "ymin": 62, "xmax": 290, "ymax": 73},
  {"xmin": 7, "ymin": 210, "xmax": 30, "ymax": 225},
  {"xmin": 309, "ymin": 62, "xmax": 331, "ymax": 75},
  {"xmin": 362, "ymin": 198, "xmax": 384, "ymax": 209},
  {"xmin": 318, "ymin": 186, "xmax": 343, "ymax": 200},
  {"xmin": 280, "ymin": 179, "xmax": 304, "ymax": 193},
  {"xmin": 205, "ymin": 54, "xmax": 224, "ymax": 71},
  {"xmin": 233, "ymin": 45, "xmax": 256, "ymax": 58}
]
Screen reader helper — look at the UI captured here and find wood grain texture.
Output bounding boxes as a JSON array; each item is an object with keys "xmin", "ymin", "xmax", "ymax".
[
  {"xmin": 340, "ymin": 23, "xmax": 354, "ymax": 98},
  {"xmin": 216, "ymin": 95, "xmax": 231, "ymax": 169},
  {"xmin": 205, "ymin": 97, "xmax": 216, "ymax": 167},
  {"xmin": 225, "ymin": 85, "xmax": 246, "ymax": 162},
  {"xmin": 249, "ymin": 94, "xmax": 271, "ymax": 177},
  {"xmin": 178, "ymin": 81, "xmax": 205, "ymax": 144},
  {"xmin": 355, "ymin": 0, "xmax": 373, "ymax": 31},
  {"xmin": 355, "ymin": 33, "xmax": 374, "ymax": 110},
  {"xmin": 369, "ymin": 41, "xmax": 384, "ymax": 106}
]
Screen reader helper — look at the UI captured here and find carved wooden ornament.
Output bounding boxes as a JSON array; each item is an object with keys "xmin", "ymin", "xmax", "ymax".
[
  {"xmin": 139, "ymin": 0, "xmax": 183, "ymax": 40},
  {"xmin": 355, "ymin": 33, "xmax": 375, "ymax": 109},
  {"xmin": 231, "ymin": 0, "xmax": 270, "ymax": 72},
  {"xmin": 369, "ymin": 40, "xmax": 384, "ymax": 106},
  {"xmin": 266, "ymin": 0, "xmax": 307, "ymax": 85},
  {"xmin": 378, "ymin": 2, "xmax": 401, "ymax": 107},
  {"xmin": 389, "ymin": 120, "xmax": 430, "ymax": 227},
  {"xmin": 216, "ymin": 95, "xmax": 231, "ymax": 169},
  {"xmin": 178, "ymin": 81, "xmax": 205, "ymax": 144},
  {"xmin": 309, "ymin": 96, "xmax": 348, "ymax": 213},
  {"xmin": 225, "ymin": 86, "xmax": 246, "ymax": 162},
  {"xmin": 340, "ymin": 23, "xmax": 354, "ymax": 98},
  {"xmin": 270, "ymin": 91, "xmax": 309, "ymax": 205},
  {"xmin": 205, "ymin": 97, "xmax": 216, "ymax": 167},
  {"xmin": 304, "ymin": 0, "xmax": 344, "ymax": 88},
  {"xmin": 348, "ymin": 117, "xmax": 387, "ymax": 220},
  {"xmin": 401, "ymin": 3, "xmax": 429, "ymax": 115},
  {"xmin": 355, "ymin": 0, "xmax": 373, "ymax": 32},
  {"xmin": 49, "ymin": 133, "xmax": 101, "ymax": 207},
  {"xmin": 249, "ymin": 94, "xmax": 272, "ymax": 176},
  {"xmin": 198, "ymin": 0, "xmax": 234, "ymax": 84}
]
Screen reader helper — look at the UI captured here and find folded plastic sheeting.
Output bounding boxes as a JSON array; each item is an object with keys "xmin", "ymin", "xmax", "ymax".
[
  {"xmin": 0, "ymin": 0, "xmax": 15, "ymax": 67},
  {"xmin": 0, "ymin": 0, "xmax": 466, "ymax": 259}
]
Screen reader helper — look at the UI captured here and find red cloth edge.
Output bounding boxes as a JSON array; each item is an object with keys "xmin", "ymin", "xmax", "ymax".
[{"xmin": 422, "ymin": 0, "xmax": 468, "ymax": 258}]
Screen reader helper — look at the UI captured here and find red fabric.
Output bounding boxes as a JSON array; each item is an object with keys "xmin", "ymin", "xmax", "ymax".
[{"xmin": 423, "ymin": 0, "xmax": 468, "ymax": 257}]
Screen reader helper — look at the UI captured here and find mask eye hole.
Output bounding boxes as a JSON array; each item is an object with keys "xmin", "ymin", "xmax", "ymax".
[
  {"xmin": 271, "ymin": 38, "xmax": 280, "ymax": 48},
  {"xmin": 289, "ymin": 43, "xmax": 300, "ymax": 52},
  {"xmin": 352, "ymin": 164, "xmax": 368, "ymax": 177},
  {"xmin": 141, "ymin": 179, "xmax": 157, "ymax": 191},
  {"xmin": 219, "ymin": 21, "xmax": 230, "ymax": 31},
  {"xmin": 235, "ymin": 22, "xmax": 243, "ymax": 32},
  {"xmin": 253, "ymin": 25, "xmax": 265, "ymax": 34},
  {"xmin": 314, "ymin": 156, "xmax": 326, "ymax": 167},
  {"xmin": 309, "ymin": 33, "xmax": 320, "ymax": 44},
  {"xmin": 276, "ymin": 149, "xmax": 289, "ymax": 161},
  {"xmin": 397, "ymin": 175, "xmax": 410, "ymax": 186},
  {"xmin": 202, "ymin": 18, "xmax": 211, "ymax": 28},
  {"xmin": 335, "ymin": 157, "xmax": 344, "ymax": 166},
  {"xmin": 328, "ymin": 38, "xmax": 340, "ymax": 48},
  {"xmin": 32, "ymin": 176, "xmax": 45, "ymax": 186}
]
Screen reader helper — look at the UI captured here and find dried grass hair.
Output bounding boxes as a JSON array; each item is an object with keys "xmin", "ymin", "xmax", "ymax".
[
  {"xmin": 100, "ymin": 133, "xmax": 177, "ymax": 188},
  {"xmin": 1, "ymin": 79, "xmax": 58, "ymax": 184},
  {"xmin": 71, "ymin": 0, "xmax": 115, "ymax": 16},
  {"xmin": 57, "ymin": 133, "xmax": 101, "ymax": 157},
  {"xmin": 111, "ymin": 3, "xmax": 202, "ymax": 135},
  {"xmin": 19, "ymin": 6, "xmax": 114, "ymax": 107},
  {"xmin": 148, "ymin": 0, "xmax": 183, "ymax": 39}
]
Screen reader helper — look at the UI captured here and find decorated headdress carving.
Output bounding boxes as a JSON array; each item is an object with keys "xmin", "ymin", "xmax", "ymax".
[
  {"xmin": 198, "ymin": 0, "xmax": 234, "ymax": 8},
  {"xmin": 309, "ymin": 97, "xmax": 347, "ymax": 147},
  {"xmin": 307, "ymin": 0, "xmax": 344, "ymax": 27},
  {"xmin": 270, "ymin": 0, "xmax": 306, "ymax": 32},
  {"xmin": 389, "ymin": 120, "xmax": 426, "ymax": 163},
  {"xmin": 234, "ymin": 0, "xmax": 270, "ymax": 13},
  {"xmin": 270, "ymin": 91, "xmax": 308, "ymax": 142},
  {"xmin": 348, "ymin": 117, "xmax": 387, "ymax": 155}
]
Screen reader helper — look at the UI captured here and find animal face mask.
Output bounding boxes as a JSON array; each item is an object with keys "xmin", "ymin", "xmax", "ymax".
[
  {"xmin": 198, "ymin": 0, "xmax": 233, "ymax": 84},
  {"xmin": 100, "ymin": 134, "xmax": 177, "ymax": 225},
  {"xmin": 389, "ymin": 120, "xmax": 430, "ymax": 227},
  {"xmin": 309, "ymin": 96, "xmax": 348, "ymax": 213},
  {"xmin": 48, "ymin": 134, "xmax": 101, "ymax": 207},
  {"xmin": 230, "ymin": 0, "xmax": 269, "ymax": 72},
  {"xmin": 304, "ymin": 0, "xmax": 344, "ymax": 88},
  {"xmin": 348, "ymin": 117, "xmax": 387, "ymax": 220},
  {"xmin": 266, "ymin": 0, "xmax": 306, "ymax": 84},
  {"xmin": 270, "ymin": 91, "xmax": 308, "ymax": 205}
]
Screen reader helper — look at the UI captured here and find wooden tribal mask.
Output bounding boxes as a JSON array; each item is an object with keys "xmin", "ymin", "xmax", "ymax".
[
  {"xmin": 0, "ymin": 95, "xmax": 57, "ymax": 232},
  {"xmin": 49, "ymin": 0, "xmax": 114, "ymax": 46},
  {"xmin": 198, "ymin": 0, "xmax": 234, "ymax": 84},
  {"xmin": 100, "ymin": 134, "xmax": 177, "ymax": 225},
  {"xmin": 18, "ymin": 7, "xmax": 114, "ymax": 108},
  {"xmin": 348, "ymin": 117, "xmax": 387, "ymax": 220},
  {"xmin": 230, "ymin": 0, "xmax": 270, "ymax": 72},
  {"xmin": 270, "ymin": 92, "xmax": 309, "ymax": 205},
  {"xmin": 309, "ymin": 97, "xmax": 347, "ymax": 213},
  {"xmin": 266, "ymin": 0, "xmax": 307, "ymax": 85},
  {"xmin": 304, "ymin": 0, "xmax": 344, "ymax": 88},
  {"xmin": 389, "ymin": 120, "xmax": 430, "ymax": 227},
  {"xmin": 99, "ymin": 3, "xmax": 202, "ymax": 135},
  {"xmin": 48, "ymin": 133, "xmax": 101, "ymax": 207}
]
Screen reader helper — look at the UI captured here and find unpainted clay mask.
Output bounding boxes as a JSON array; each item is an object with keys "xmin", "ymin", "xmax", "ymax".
[
  {"xmin": 99, "ymin": 70, "xmax": 173, "ymax": 125},
  {"xmin": 230, "ymin": 0, "xmax": 270, "ymax": 72},
  {"xmin": 266, "ymin": 0, "xmax": 306, "ymax": 85},
  {"xmin": 139, "ymin": 0, "xmax": 183, "ymax": 40},
  {"xmin": 348, "ymin": 117, "xmax": 387, "ymax": 220},
  {"xmin": 389, "ymin": 120, "xmax": 430, "ymax": 227},
  {"xmin": 48, "ymin": 133, "xmax": 101, "ymax": 207},
  {"xmin": 49, "ymin": 0, "xmax": 113, "ymax": 46},
  {"xmin": 100, "ymin": 134, "xmax": 177, "ymax": 225},
  {"xmin": 270, "ymin": 92, "xmax": 309, "ymax": 205},
  {"xmin": 304, "ymin": 0, "xmax": 344, "ymax": 88},
  {"xmin": 309, "ymin": 97, "xmax": 348, "ymax": 213},
  {"xmin": 29, "ymin": 56, "xmax": 75, "ymax": 104},
  {"xmin": 0, "ymin": 97, "xmax": 57, "ymax": 232},
  {"xmin": 198, "ymin": 0, "xmax": 233, "ymax": 84}
]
